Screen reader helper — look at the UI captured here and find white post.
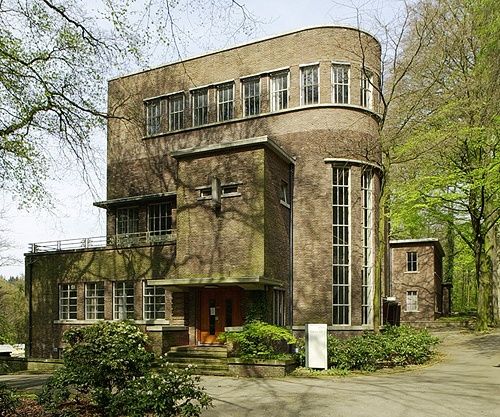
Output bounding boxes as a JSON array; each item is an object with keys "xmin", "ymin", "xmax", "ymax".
[{"xmin": 305, "ymin": 323, "xmax": 328, "ymax": 369}]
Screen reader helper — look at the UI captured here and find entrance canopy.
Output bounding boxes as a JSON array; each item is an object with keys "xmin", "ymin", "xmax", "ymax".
[{"xmin": 147, "ymin": 275, "xmax": 282, "ymax": 290}]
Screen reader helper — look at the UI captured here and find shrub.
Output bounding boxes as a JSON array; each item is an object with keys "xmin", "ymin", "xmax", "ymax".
[
  {"xmin": 219, "ymin": 321, "xmax": 296, "ymax": 360},
  {"xmin": 38, "ymin": 321, "xmax": 211, "ymax": 417},
  {"xmin": 0, "ymin": 383, "xmax": 18, "ymax": 417},
  {"xmin": 380, "ymin": 325, "xmax": 439, "ymax": 366},
  {"xmin": 296, "ymin": 325, "xmax": 439, "ymax": 372}
]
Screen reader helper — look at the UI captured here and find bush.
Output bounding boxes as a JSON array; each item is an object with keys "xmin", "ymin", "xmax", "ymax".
[
  {"xmin": 219, "ymin": 321, "xmax": 296, "ymax": 360},
  {"xmin": 0, "ymin": 383, "xmax": 18, "ymax": 417},
  {"xmin": 38, "ymin": 321, "xmax": 212, "ymax": 417},
  {"xmin": 296, "ymin": 325, "xmax": 439, "ymax": 372}
]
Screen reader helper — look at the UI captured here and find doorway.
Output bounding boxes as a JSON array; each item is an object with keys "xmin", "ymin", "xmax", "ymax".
[{"xmin": 199, "ymin": 287, "xmax": 244, "ymax": 344}]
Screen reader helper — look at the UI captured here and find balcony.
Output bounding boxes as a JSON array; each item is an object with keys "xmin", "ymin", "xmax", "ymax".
[{"xmin": 28, "ymin": 230, "xmax": 176, "ymax": 253}]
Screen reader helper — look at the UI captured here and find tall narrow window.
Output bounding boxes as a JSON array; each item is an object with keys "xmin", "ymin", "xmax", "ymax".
[
  {"xmin": 273, "ymin": 289, "xmax": 285, "ymax": 326},
  {"xmin": 217, "ymin": 83, "xmax": 234, "ymax": 122},
  {"xmin": 270, "ymin": 72, "xmax": 289, "ymax": 111},
  {"xmin": 301, "ymin": 65, "xmax": 319, "ymax": 105},
  {"xmin": 406, "ymin": 290, "xmax": 418, "ymax": 312},
  {"xmin": 145, "ymin": 99, "xmax": 164, "ymax": 135},
  {"xmin": 332, "ymin": 64, "xmax": 350, "ymax": 104},
  {"xmin": 243, "ymin": 78, "xmax": 260, "ymax": 116},
  {"xmin": 168, "ymin": 94, "xmax": 184, "ymax": 131},
  {"xmin": 59, "ymin": 284, "xmax": 77, "ymax": 320},
  {"xmin": 407, "ymin": 252, "xmax": 418, "ymax": 272},
  {"xmin": 148, "ymin": 201, "xmax": 175, "ymax": 236},
  {"xmin": 116, "ymin": 207, "xmax": 139, "ymax": 235},
  {"xmin": 113, "ymin": 281, "xmax": 134, "ymax": 320},
  {"xmin": 85, "ymin": 282, "xmax": 104, "ymax": 320},
  {"xmin": 332, "ymin": 167, "xmax": 350, "ymax": 325},
  {"xmin": 143, "ymin": 284, "xmax": 166, "ymax": 320},
  {"xmin": 192, "ymin": 89, "xmax": 208, "ymax": 126},
  {"xmin": 360, "ymin": 70, "xmax": 373, "ymax": 109},
  {"xmin": 361, "ymin": 169, "xmax": 374, "ymax": 325}
]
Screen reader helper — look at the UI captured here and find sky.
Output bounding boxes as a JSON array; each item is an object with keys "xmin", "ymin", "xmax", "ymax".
[{"xmin": 0, "ymin": 0, "xmax": 404, "ymax": 277}]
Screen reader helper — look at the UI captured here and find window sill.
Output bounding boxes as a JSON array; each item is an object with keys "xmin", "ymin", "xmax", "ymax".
[
  {"xmin": 280, "ymin": 200, "xmax": 291, "ymax": 209},
  {"xmin": 404, "ymin": 271, "xmax": 419, "ymax": 274}
]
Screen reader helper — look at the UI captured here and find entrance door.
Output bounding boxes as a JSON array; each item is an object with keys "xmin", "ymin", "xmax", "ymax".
[{"xmin": 199, "ymin": 287, "xmax": 243, "ymax": 344}]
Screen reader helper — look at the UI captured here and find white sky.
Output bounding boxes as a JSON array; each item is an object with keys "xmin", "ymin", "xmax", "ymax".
[{"xmin": 0, "ymin": 0, "xmax": 405, "ymax": 277}]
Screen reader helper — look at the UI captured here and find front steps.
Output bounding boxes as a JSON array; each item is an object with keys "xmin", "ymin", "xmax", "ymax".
[{"xmin": 165, "ymin": 345, "xmax": 230, "ymax": 376}]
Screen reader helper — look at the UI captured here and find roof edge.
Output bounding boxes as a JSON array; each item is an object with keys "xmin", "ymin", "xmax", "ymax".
[{"xmin": 109, "ymin": 25, "xmax": 380, "ymax": 82}]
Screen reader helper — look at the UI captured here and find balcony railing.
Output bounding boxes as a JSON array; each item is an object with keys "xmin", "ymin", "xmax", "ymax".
[{"xmin": 29, "ymin": 230, "xmax": 176, "ymax": 253}]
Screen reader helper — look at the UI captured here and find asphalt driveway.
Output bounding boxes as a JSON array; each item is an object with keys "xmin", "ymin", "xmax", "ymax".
[
  {"xmin": 200, "ymin": 329, "xmax": 500, "ymax": 417},
  {"xmin": 1, "ymin": 329, "xmax": 499, "ymax": 416}
]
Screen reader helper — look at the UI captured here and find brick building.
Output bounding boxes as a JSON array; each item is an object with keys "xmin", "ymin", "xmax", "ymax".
[
  {"xmin": 389, "ymin": 239, "xmax": 450, "ymax": 324},
  {"xmin": 25, "ymin": 26, "xmax": 383, "ymax": 358}
]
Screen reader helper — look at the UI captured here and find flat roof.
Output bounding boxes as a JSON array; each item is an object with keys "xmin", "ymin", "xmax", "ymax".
[
  {"xmin": 390, "ymin": 238, "xmax": 444, "ymax": 256},
  {"xmin": 110, "ymin": 25, "xmax": 380, "ymax": 82}
]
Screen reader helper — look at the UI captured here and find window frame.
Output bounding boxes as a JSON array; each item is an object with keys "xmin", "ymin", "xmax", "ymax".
[
  {"xmin": 242, "ymin": 78, "xmax": 261, "ymax": 117},
  {"xmin": 148, "ymin": 201, "xmax": 174, "ymax": 236},
  {"xmin": 168, "ymin": 94, "xmax": 184, "ymax": 131},
  {"xmin": 406, "ymin": 251, "xmax": 418, "ymax": 272},
  {"xmin": 406, "ymin": 290, "xmax": 419, "ymax": 312},
  {"xmin": 145, "ymin": 98, "xmax": 164, "ymax": 136},
  {"xmin": 59, "ymin": 283, "xmax": 77, "ymax": 320},
  {"xmin": 113, "ymin": 281, "xmax": 135, "ymax": 320},
  {"xmin": 332, "ymin": 63, "xmax": 350, "ymax": 104},
  {"xmin": 191, "ymin": 88, "xmax": 209, "ymax": 127},
  {"xmin": 300, "ymin": 64, "xmax": 319, "ymax": 106},
  {"xmin": 116, "ymin": 207, "xmax": 139, "ymax": 235},
  {"xmin": 85, "ymin": 282, "xmax": 105, "ymax": 320},
  {"xmin": 332, "ymin": 166, "xmax": 351, "ymax": 325},
  {"xmin": 143, "ymin": 283, "xmax": 166, "ymax": 320},
  {"xmin": 360, "ymin": 69, "xmax": 373, "ymax": 109},
  {"xmin": 270, "ymin": 71, "xmax": 289, "ymax": 112},
  {"xmin": 217, "ymin": 83, "xmax": 235, "ymax": 122},
  {"xmin": 361, "ymin": 169, "xmax": 374, "ymax": 325}
]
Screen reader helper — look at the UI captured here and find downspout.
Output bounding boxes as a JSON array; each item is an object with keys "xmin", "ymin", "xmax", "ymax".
[{"xmin": 288, "ymin": 162, "xmax": 295, "ymax": 328}]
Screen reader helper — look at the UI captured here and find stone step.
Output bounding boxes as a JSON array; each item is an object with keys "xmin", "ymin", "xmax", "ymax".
[
  {"xmin": 169, "ymin": 345, "xmax": 227, "ymax": 353},
  {"xmin": 166, "ymin": 356, "xmax": 228, "ymax": 365},
  {"xmin": 166, "ymin": 350, "xmax": 228, "ymax": 359},
  {"xmin": 167, "ymin": 361, "xmax": 231, "ymax": 376}
]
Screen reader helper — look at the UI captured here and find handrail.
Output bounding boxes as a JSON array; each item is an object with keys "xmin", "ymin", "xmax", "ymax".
[{"xmin": 29, "ymin": 230, "xmax": 176, "ymax": 253}]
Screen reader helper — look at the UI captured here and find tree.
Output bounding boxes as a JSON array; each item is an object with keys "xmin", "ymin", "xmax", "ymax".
[
  {"xmin": 0, "ymin": 0, "xmax": 257, "ymax": 205},
  {"xmin": 384, "ymin": 0, "xmax": 500, "ymax": 329},
  {"xmin": 0, "ymin": 276, "xmax": 27, "ymax": 344},
  {"xmin": 39, "ymin": 321, "xmax": 212, "ymax": 416}
]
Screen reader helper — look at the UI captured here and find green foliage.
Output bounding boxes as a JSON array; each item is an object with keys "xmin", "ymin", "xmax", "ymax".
[
  {"xmin": 296, "ymin": 326, "xmax": 439, "ymax": 372},
  {"xmin": 0, "ymin": 276, "xmax": 27, "ymax": 344},
  {"xmin": 244, "ymin": 291, "xmax": 268, "ymax": 322},
  {"xmin": 0, "ymin": 383, "xmax": 19, "ymax": 417},
  {"xmin": 38, "ymin": 321, "xmax": 212, "ymax": 417},
  {"xmin": 219, "ymin": 321, "xmax": 296, "ymax": 360}
]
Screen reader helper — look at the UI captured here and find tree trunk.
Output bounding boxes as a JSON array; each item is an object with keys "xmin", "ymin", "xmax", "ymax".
[{"xmin": 475, "ymin": 240, "xmax": 493, "ymax": 330}]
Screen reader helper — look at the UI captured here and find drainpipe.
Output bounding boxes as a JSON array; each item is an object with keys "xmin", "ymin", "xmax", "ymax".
[{"xmin": 288, "ymin": 162, "xmax": 295, "ymax": 328}]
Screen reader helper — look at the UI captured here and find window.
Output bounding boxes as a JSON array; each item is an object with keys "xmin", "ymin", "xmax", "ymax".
[
  {"xmin": 59, "ymin": 284, "xmax": 77, "ymax": 320},
  {"xmin": 113, "ymin": 281, "xmax": 134, "ymax": 320},
  {"xmin": 217, "ymin": 83, "xmax": 234, "ymax": 122},
  {"xmin": 116, "ymin": 207, "xmax": 139, "ymax": 235},
  {"xmin": 280, "ymin": 180, "xmax": 290, "ymax": 206},
  {"xmin": 168, "ymin": 94, "xmax": 184, "ymax": 131},
  {"xmin": 85, "ymin": 282, "xmax": 104, "ymax": 320},
  {"xmin": 332, "ymin": 167, "xmax": 350, "ymax": 325},
  {"xmin": 198, "ymin": 184, "xmax": 240, "ymax": 199},
  {"xmin": 273, "ymin": 289, "xmax": 285, "ymax": 326},
  {"xmin": 406, "ymin": 290, "xmax": 418, "ymax": 312},
  {"xmin": 360, "ymin": 70, "xmax": 373, "ymax": 109},
  {"xmin": 407, "ymin": 251, "xmax": 418, "ymax": 272},
  {"xmin": 242, "ymin": 78, "xmax": 260, "ymax": 116},
  {"xmin": 143, "ymin": 284, "xmax": 166, "ymax": 320},
  {"xmin": 332, "ymin": 64, "xmax": 350, "ymax": 104},
  {"xmin": 270, "ymin": 71, "xmax": 289, "ymax": 111},
  {"xmin": 301, "ymin": 65, "xmax": 319, "ymax": 105},
  {"xmin": 361, "ymin": 169, "xmax": 374, "ymax": 325},
  {"xmin": 192, "ymin": 89, "xmax": 208, "ymax": 126},
  {"xmin": 145, "ymin": 99, "xmax": 164, "ymax": 135},
  {"xmin": 148, "ymin": 201, "xmax": 175, "ymax": 235}
]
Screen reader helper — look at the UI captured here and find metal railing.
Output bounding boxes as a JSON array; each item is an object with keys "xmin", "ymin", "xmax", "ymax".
[{"xmin": 29, "ymin": 230, "xmax": 176, "ymax": 253}]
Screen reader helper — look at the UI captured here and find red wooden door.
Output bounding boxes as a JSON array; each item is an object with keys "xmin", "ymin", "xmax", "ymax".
[{"xmin": 199, "ymin": 287, "xmax": 243, "ymax": 344}]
